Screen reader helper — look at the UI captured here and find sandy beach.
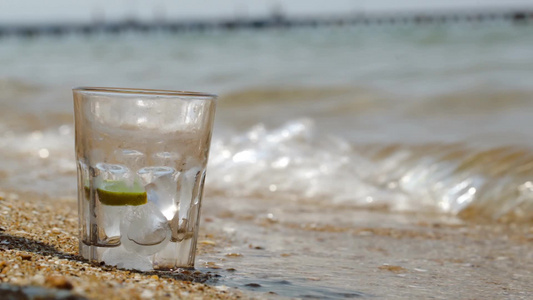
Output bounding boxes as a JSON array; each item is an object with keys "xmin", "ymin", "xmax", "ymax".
[
  {"xmin": 0, "ymin": 191, "xmax": 246, "ymax": 299},
  {"xmin": 0, "ymin": 189, "xmax": 531, "ymax": 299}
]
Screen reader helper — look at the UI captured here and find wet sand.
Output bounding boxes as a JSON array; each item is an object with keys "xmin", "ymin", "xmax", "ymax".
[
  {"xmin": 0, "ymin": 190, "xmax": 532, "ymax": 299},
  {"xmin": 200, "ymin": 194, "xmax": 533, "ymax": 299}
]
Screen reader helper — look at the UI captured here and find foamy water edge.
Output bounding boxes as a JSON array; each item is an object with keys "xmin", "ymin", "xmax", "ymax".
[{"xmin": 1, "ymin": 118, "xmax": 531, "ymax": 223}]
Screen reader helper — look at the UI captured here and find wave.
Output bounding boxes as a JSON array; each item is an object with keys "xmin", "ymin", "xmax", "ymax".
[
  {"xmin": 406, "ymin": 89, "xmax": 533, "ymax": 116},
  {"xmin": 216, "ymin": 87, "xmax": 533, "ymax": 132},
  {"xmin": 0, "ymin": 118, "xmax": 531, "ymax": 223},
  {"xmin": 207, "ymin": 119, "xmax": 533, "ymax": 223},
  {"xmin": 218, "ymin": 86, "xmax": 391, "ymax": 110},
  {"xmin": 1, "ymin": 99, "xmax": 531, "ymax": 223}
]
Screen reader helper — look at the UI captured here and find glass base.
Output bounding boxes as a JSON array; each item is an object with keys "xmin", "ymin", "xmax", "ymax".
[{"xmin": 79, "ymin": 238, "xmax": 197, "ymax": 271}]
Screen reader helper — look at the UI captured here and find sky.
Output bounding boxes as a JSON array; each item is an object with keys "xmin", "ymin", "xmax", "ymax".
[{"xmin": 1, "ymin": 0, "xmax": 532, "ymax": 25}]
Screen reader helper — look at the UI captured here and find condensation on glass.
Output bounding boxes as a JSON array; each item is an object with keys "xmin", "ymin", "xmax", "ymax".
[{"xmin": 73, "ymin": 87, "xmax": 217, "ymax": 270}]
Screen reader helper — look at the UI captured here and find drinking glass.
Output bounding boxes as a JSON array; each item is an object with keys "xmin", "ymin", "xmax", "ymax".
[{"xmin": 73, "ymin": 87, "xmax": 217, "ymax": 270}]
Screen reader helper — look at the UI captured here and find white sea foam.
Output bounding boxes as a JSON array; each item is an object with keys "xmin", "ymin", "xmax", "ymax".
[
  {"xmin": 0, "ymin": 114, "xmax": 531, "ymax": 222},
  {"xmin": 207, "ymin": 119, "xmax": 533, "ymax": 222}
]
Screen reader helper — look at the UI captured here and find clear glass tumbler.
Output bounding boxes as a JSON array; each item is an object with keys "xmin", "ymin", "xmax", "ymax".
[{"xmin": 73, "ymin": 87, "xmax": 217, "ymax": 271}]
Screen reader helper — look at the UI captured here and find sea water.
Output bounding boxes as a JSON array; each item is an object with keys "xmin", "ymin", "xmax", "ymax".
[{"xmin": 0, "ymin": 23, "xmax": 532, "ymax": 297}]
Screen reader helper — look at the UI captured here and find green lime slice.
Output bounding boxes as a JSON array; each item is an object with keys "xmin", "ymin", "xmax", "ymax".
[
  {"xmin": 96, "ymin": 181, "xmax": 147, "ymax": 206},
  {"xmin": 83, "ymin": 179, "xmax": 91, "ymax": 200},
  {"xmin": 83, "ymin": 185, "xmax": 90, "ymax": 200}
]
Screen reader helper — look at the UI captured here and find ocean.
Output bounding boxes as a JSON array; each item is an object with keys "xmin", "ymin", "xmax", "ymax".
[{"xmin": 0, "ymin": 23, "xmax": 532, "ymax": 298}]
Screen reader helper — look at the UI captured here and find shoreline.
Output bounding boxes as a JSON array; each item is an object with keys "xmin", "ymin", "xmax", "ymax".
[
  {"xmin": 0, "ymin": 191, "xmax": 531, "ymax": 299},
  {"xmin": 200, "ymin": 194, "xmax": 533, "ymax": 299}
]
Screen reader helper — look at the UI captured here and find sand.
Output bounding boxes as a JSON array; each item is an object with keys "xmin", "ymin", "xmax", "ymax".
[
  {"xmin": 0, "ymin": 191, "xmax": 243, "ymax": 299},
  {"xmin": 1, "ymin": 190, "xmax": 532, "ymax": 299}
]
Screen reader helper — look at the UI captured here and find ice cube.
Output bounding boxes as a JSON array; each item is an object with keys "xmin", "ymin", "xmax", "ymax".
[
  {"xmin": 94, "ymin": 163, "xmax": 132, "ymax": 246},
  {"xmin": 137, "ymin": 166, "xmax": 176, "ymax": 184},
  {"xmin": 101, "ymin": 246, "xmax": 153, "ymax": 272},
  {"xmin": 179, "ymin": 166, "xmax": 203, "ymax": 219},
  {"xmin": 120, "ymin": 202, "xmax": 171, "ymax": 256},
  {"xmin": 138, "ymin": 166, "xmax": 178, "ymax": 220},
  {"xmin": 145, "ymin": 183, "xmax": 177, "ymax": 221},
  {"xmin": 95, "ymin": 163, "xmax": 133, "ymax": 185},
  {"xmin": 152, "ymin": 152, "xmax": 182, "ymax": 167},
  {"xmin": 169, "ymin": 166, "xmax": 203, "ymax": 242},
  {"xmin": 115, "ymin": 149, "xmax": 145, "ymax": 170},
  {"xmin": 100, "ymin": 205, "xmax": 126, "ymax": 241}
]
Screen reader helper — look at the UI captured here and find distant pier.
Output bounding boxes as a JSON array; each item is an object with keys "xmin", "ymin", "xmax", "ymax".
[{"xmin": 0, "ymin": 10, "xmax": 531, "ymax": 38}]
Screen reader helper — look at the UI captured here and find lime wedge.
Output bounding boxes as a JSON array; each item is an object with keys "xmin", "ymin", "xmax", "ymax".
[
  {"xmin": 96, "ymin": 181, "xmax": 147, "ymax": 206},
  {"xmin": 83, "ymin": 179, "xmax": 91, "ymax": 200},
  {"xmin": 83, "ymin": 185, "xmax": 90, "ymax": 200}
]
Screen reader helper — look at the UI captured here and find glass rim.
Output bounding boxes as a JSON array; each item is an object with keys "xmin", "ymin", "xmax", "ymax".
[{"xmin": 73, "ymin": 87, "xmax": 217, "ymax": 99}]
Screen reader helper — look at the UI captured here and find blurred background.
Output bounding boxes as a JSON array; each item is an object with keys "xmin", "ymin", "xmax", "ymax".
[
  {"xmin": 1, "ymin": 0, "xmax": 533, "ymax": 222},
  {"xmin": 1, "ymin": 0, "xmax": 533, "ymax": 23}
]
